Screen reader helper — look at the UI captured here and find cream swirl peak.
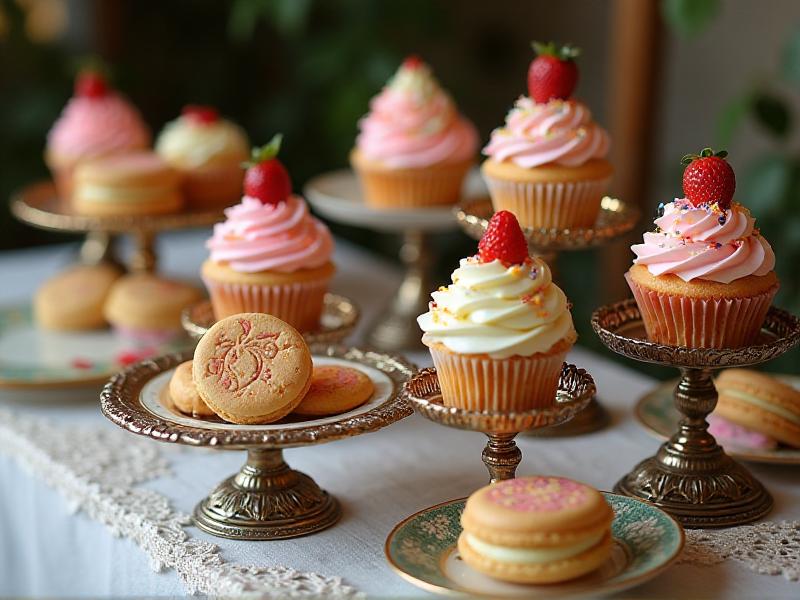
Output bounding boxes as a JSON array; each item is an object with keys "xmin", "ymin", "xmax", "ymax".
[
  {"xmin": 417, "ymin": 256, "xmax": 576, "ymax": 359},
  {"xmin": 355, "ymin": 57, "xmax": 478, "ymax": 168},
  {"xmin": 632, "ymin": 199, "xmax": 775, "ymax": 284},
  {"xmin": 207, "ymin": 195, "xmax": 333, "ymax": 273},
  {"xmin": 483, "ymin": 97, "xmax": 609, "ymax": 168}
]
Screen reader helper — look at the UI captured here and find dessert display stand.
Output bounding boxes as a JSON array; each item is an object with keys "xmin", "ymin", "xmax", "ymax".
[{"xmin": 592, "ymin": 299, "xmax": 800, "ymax": 528}]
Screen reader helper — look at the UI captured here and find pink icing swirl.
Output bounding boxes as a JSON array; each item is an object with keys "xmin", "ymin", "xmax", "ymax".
[
  {"xmin": 632, "ymin": 200, "xmax": 775, "ymax": 284},
  {"xmin": 483, "ymin": 97, "xmax": 609, "ymax": 168},
  {"xmin": 355, "ymin": 62, "xmax": 478, "ymax": 168},
  {"xmin": 47, "ymin": 93, "xmax": 150, "ymax": 159},
  {"xmin": 485, "ymin": 477, "xmax": 591, "ymax": 512},
  {"xmin": 207, "ymin": 196, "xmax": 333, "ymax": 273}
]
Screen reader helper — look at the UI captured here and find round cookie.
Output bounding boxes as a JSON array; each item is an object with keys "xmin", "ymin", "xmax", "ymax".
[
  {"xmin": 168, "ymin": 360, "xmax": 215, "ymax": 417},
  {"xmin": 715, "ymin": 369, "xmax": 800, "ymax": 448},
  {"xmin": 458, "ymin": 476, "xmax": 614, "ymax": 584},
  {"xmin": 293, "ymin": 365, "xmax": 374, "ymax": 417},
  {"xmin": 35, "ymin": 263, "xmax": 121, "ymax": 331},
  {"xmin": 192, "ymin": 313, "xmax": 312, "ymax": 424}
]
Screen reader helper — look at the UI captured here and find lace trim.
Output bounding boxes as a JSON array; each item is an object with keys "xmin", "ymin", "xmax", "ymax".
[{"xmin": 0, "ymin": 409, "xmax": 363, "ymax": 598}]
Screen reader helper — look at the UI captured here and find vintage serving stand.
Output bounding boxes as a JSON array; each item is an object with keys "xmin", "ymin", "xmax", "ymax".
[
  {"xmin": 100, "ymin": 344, "xmax": 416, "ymax": 540},
  {"xmin": 456, "ymin": 195, "xmax": 640, "ymax": 436},
  {"xmin": 12, "ymin": 181, "xmax": 223, "ymax": 272},
  {"xmin": 592, "ymin": 299, "xmax": 800, "ymax": 528}
]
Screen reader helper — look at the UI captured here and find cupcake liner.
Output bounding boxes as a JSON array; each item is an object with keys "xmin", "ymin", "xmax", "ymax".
[
  {"xmin": 203, "ymin": 276, "xmax": 331, "ymax": 333},
  {"xmin": 427, "ymin": 345, "xmax": 570, "ymax": 412},
  {"xmin": 353, "ymin": 160, "xmax": 472, "ymax": 208},
  {"xmin": 483, "ymin": 174, "xmax": 611, "ymax": 229},
  {"xmin": 625, "ymin": 272, "xmax": 778, "ymax": 348}
]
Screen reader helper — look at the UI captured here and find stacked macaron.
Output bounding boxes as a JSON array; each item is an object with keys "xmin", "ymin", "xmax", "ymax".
[{"xmin": 459, "ymin": 476, "xmax": 614, "ymax": 583}]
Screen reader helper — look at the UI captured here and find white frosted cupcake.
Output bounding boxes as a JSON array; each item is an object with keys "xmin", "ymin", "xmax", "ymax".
[{"xmin": 417, "ymin": 210, "xmax": 576, "ymax": 411}]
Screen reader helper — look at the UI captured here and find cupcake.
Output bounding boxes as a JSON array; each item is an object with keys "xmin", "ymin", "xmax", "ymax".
[
  {"xmin": 155, "ymin": 105, "xmax": 250, "ymax": 209},
  {"xmin": 628, "ymin": 148, "xmax": 778, "ymax": 348},
  {"xmin": 351, "ymin": 55, "xmax": 478, "ymax": 208},
  {"xmin": 417, "ymin": 210, "xmax": 576, "ymax": 411},
  {"xmin": 201, "ymin": 135, "xmax": 335, "ymax": 331},
  {"xmin": 482, "ymin": 42, "xmax": 612, "ymax": 229},
  {"xmin": 45, "ymin": 69, "xmax": 151, "ymax": 198}
]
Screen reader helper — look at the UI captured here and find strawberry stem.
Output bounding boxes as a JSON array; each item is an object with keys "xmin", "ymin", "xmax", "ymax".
[
  {"xmin": 531, "ymin": 40, "xmax": 581, "ymax": 61},
  {"xmin": 680, "ymin": 147, "xmax": 728, "ymax": 165},
  {"xmin": 243, "ymin": 134, "xmax": 283, "ymax": 168}
]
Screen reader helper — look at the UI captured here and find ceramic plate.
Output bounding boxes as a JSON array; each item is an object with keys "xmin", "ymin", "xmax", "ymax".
[
  {"xmin": 0, "ymin": 304, "xmax": 191, "ymax": 390},
  {"xmin": 636, "ymin": 376, "xmax": 800, "ymax": 465},
  {"xmin": 385, "ymin": 493, "xmax": 684, "ymax": 598}
]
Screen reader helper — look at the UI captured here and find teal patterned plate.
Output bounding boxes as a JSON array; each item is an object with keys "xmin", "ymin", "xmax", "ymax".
[
  {"xmin": 385, "ymin": 493, "xmax": 684, "ymax": 598},
  {"xmin": 0, "ymin": 305, "xmax": 190, "ymax": 390},
  {"xmin": 636, "ymin": 376, "xmax": 800, "ymax": 465}
]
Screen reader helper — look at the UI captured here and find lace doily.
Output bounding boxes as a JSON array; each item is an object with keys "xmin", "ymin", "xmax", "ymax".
[
  {"xmin": 0, "ymin": 409, "xmax": 363, "ymax": 598},
  {"xmin": 680, "ymin": 521, "xmax": 800, "ymax": 581}
]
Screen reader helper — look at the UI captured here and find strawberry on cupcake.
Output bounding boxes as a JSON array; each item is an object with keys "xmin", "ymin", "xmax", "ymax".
[{"xmin": 482, "ymin": 42, "xmax": 613, "ymax": 229}]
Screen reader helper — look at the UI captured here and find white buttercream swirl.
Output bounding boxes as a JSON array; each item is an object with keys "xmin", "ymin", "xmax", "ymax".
[{"xmin": 417, "ymin": 257, "xmax": 576, "ymax": 359}]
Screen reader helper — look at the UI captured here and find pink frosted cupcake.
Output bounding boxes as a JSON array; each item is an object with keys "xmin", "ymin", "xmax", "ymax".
[
  {"xmin": 351, "ymin": 55, "xmax": 478, "ymax": 208},
  {"xmin": 627, "ymin": 149, "xmax": 778, "ymax": 348},
  {"xmin": 45, "ymin": 70, "xmax": 151, "ymax": 198},
  {"xmin": 201, "ymin": 136, "xmax": 335, "ymax": 331}
]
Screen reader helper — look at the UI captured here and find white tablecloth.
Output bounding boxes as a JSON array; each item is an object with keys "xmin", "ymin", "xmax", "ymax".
[{"xmin": 1, "ymin": 230, "xmax": 798, "ymax": 598}]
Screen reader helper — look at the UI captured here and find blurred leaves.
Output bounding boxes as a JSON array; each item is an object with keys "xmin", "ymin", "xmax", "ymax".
[
  {"xmin": 753, "ymin": 93, "xmax": 791, "ymax": 138},
  {"xmin": 740, "ymin": 154, "xmax": 792, "ymax": 215},
  {"xmin": 228, "ymin": 0, "xmax": 312, "ymax": 41},
  {"xmin": 661, "ymin": 0, "xmax": 719, "ymax": 37},
  {"xmin": 781, "ymin": 26, "xmax": 800, "ymax": 84}
]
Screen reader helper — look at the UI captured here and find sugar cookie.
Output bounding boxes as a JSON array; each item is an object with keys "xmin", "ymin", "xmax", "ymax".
[{"xmin": 293, "ymin": 365, "xmax": 374, "ymax": 416}]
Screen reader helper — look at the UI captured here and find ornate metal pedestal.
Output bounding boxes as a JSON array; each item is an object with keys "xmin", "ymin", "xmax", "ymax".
[
  {"xmin": 456, "ymin": 196, "xmax": 639, "ymax": 437},
  {"xmin": 101, "ymin": 346, "xmax": 415, "ymax": 540},
  {"xmin": 592, "ymin": 299, "xmax": 800, "ymax": 528},
  {"xmin": 12, "ymin": 181, "xmax": 224, "ymax": 272},
  {"xmin": 402, "ymin": 364, "xmax": 595, "ymax": 482}
]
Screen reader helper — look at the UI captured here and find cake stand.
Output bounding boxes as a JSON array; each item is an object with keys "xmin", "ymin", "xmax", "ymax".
[
  {"xmin": 592, "ymin": 299, "xmax": 800, "ymax": 528},
  {"xmin": 402, "ymin": 364, "xmax": 595, "ymax": 483},
  {"xmin": 100, "ymin": 344, "xmax": 415, "ymax": 540},
  {"xmin": 305, "ymin": 169, "xmax": 485, "ymax": 352},
  {"xmin": 456, "ymin": 195, "xmax": 640, "ymax": 437},
  {"xmin": 181, "ymin": 294, "xmax": 360, "ymax": 345},
  {"xmin": 12, "ymin": 181, "xmax": 224, "ymax": 272}
]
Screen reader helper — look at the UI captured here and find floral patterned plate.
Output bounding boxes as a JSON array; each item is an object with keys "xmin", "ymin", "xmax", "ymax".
[
  {"xmin": 636, "ymin": 376, "xmax": 800, "ymax": 465},
  {"xmin": 0, "ymin": 304, "xmax": 191, "ymax": 390},
  {"xmin": 385, "ymin": 493, "xmax": 684, "ymax": 598}
]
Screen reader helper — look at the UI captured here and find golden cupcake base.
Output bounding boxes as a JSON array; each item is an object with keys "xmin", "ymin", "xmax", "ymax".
[{"xmin": 592, "ymin": 299, "xmax": 800, "ymax": 528}]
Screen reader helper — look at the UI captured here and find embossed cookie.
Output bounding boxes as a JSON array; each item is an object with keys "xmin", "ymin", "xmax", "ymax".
[
  {"xmin": 458, "ymin": 476, "xmax": 614, "ymax": 584},
  {"xmin": 192, "ymin": 313, "xmax": 312, "ymax": 424},
  {"xmin": 168, "ymin": 360, "xmax": 215, "ymax": 417},
  {"xmin": 293, "ymin": 365, "xmax": 374, "ymax": 417}
]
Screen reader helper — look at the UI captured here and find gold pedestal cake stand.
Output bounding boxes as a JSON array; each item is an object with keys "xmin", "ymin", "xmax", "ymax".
[
  {"xmin": 402, "ymin": 364, "xmax": 595, "ymax": 482},
  {"xmin": 100, "ymin": 345, "xmax": 415, "ymax": 540},
  {"xmin": 456, "ymin": 196, "xmax": 640, "ymax": 438},
  {"xmin": 12, "ymin": 181, "xmax": 224, "ymax": 272},
  {"xmin": 592, "ymin": 299, "xmax": 800, "ymax": 528}
]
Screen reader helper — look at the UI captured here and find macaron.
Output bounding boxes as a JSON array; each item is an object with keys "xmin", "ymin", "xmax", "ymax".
[
  {"xmin": 72, "ymin": 151, "xmax": 183, "ymax": 216},
  {"xmin": 34, "ymin": 263, "xmax": 121, "ymax": 331},
  {"xmin": 192, "ymin": 313, "xmax": 312, "ymax": 424},
  {"xmin": 104, "ymin": 273, "xmax": 204, "ymax": 343},
  {"xmin": 168, "ymin": 360, "xmax": 215, "ymax": 417},
  {"xmin": 715, "ymin": 369, "xmax": 800, "ymax": 448},
  {"xmin": 458, "ymin": 476, "xmax": 614, "ymax": 584},
  {"xmin": 293, "ymin": 365, "xmax": 374, "ymax": 417}
]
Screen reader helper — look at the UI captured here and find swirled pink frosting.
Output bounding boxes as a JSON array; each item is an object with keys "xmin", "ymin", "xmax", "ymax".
[
  {"xmin": 632, "ymin": 200, "xmax": 775, "ymax": 283},
  {"xmin": 47, "ymin": 93, "xmax": 150, "ymax": 160},
  {"xmin": 483, "ymin": 97, "xmax": 610, "ymax": 168},
  {"xmin": 355, "ymin": 61, "xmax": 478, "ymax": 168},
  {"xmin": 207, "ymin": 196, "xmax": 334, "ymax": 273}
]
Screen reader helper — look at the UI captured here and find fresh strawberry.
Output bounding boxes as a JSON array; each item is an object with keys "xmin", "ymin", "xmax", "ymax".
[
  {"xmin": 402, "ymin": 54, "xmax": 423, "ymax": 69},
  {"xmin": 75, "ymin": 70, "xmax": 108, "ymax": 99},
  {"xmin": 681, "ymin": 148, "xmax": 736, "ymax": 209},
  {"xmin": 527, "ymin": 41, "xmax": 580, "ymax": 104},
  {"xmin": 182, "ymin": 104, "xmax": 219, "ymax": 124},
  {"xmin": 242, "ymin": 134, "xmax": 292, "ymax": 205},
  {"xmin": 478, "ymin": 210, "xmax": 529, "ymax": 266}
]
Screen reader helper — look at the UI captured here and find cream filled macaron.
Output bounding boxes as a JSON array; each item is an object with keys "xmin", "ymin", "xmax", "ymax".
[{"xmin": 458, "ymin": 476, "xmax": 613, "ymax": 584}]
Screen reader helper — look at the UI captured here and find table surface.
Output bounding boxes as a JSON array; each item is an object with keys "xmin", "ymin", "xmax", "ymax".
[{"xmin": 1, "ymin": 230, "xmax": 798, "ymax": 598}]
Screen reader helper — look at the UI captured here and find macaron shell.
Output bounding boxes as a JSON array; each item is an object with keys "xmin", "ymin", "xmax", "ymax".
[
  {"xmin": 293, "ymin": 365, "xmax": 374, "ymax": 416},
  {"xmin": 104, "ymin": 274, "xmax": 204, "ymax": 330},
  {"xmin": 168, "ymin": 360, "xmax": 215, "ymax": 417},
  {"xmin": 34, "ymin": 263, "xmax": 121, "ymax": 330},
  {"xmin": 716, "ymin": 394, "xmax": 800, "ymax": 448},
  {"xmin": 457, "ymin": 530, "xmax": 613, "ymax": 584},
  {"xmin": 716, "ymin": 369, "xmax": 800, "ymax": 418}
]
